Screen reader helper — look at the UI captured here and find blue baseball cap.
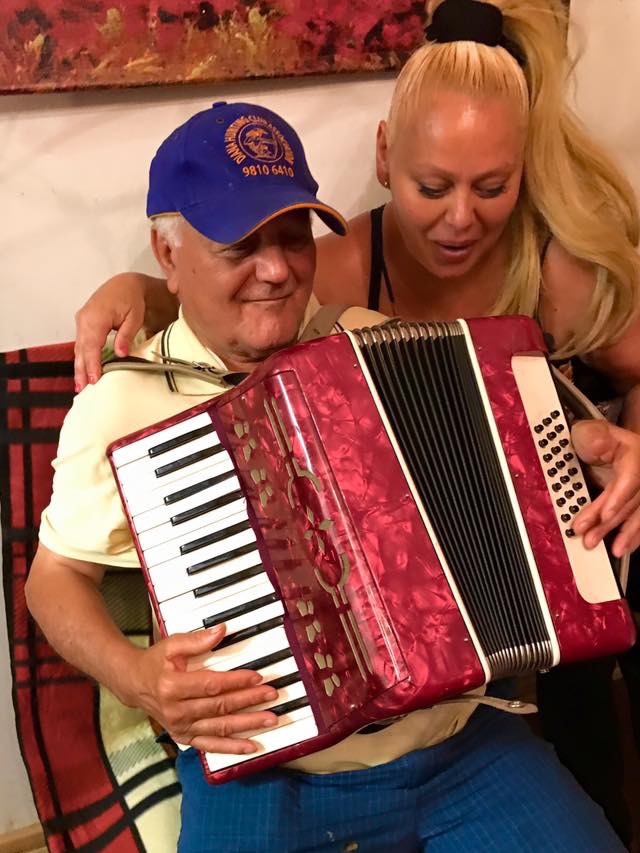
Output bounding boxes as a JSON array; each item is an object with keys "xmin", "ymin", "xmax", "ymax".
[{"xmin": 147, "ymin": 101, "xmax": 347, "ymax": 244}]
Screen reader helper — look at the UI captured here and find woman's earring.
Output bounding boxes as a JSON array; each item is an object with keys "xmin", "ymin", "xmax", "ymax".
[{"xmin": 383, "ymin": 179, "xmax": 390, "ymax": 188}]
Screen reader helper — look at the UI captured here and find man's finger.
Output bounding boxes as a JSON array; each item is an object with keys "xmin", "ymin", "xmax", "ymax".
[
  {"xmin": 163, "ymin": 625, "xmax": 227, "ymax": 662},
  {"xmin": 610, "ymin": 508, "xmax": 640, "ymax": 557},
  {"xmin": 179, "ymin": 710, "xmax": 278, "ymax": 747},
  {"xmin": 176, "ymin": 684, "xmax": 279, "ymax": 721},
  {"xmin": 184, "ymin": 734, "xmax": 262, "ymax": 755},
  {"xmin": 159, "ymin": 666, "xmax": 269, "ymax": 703},
  {"xmin": 570, "ymin": 420, "xmax": 616, "ymax": 467}
]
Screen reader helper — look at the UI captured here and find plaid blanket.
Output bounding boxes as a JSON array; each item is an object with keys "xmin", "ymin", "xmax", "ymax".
[{"xmin": 0, "ymin": 343, "xmax": 181, "ymax": 852}]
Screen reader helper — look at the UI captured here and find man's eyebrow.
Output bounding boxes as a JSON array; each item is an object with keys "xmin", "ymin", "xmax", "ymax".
[{"xmin": 223, "ymin": 235, "xmax": 254, "ymax": 251}]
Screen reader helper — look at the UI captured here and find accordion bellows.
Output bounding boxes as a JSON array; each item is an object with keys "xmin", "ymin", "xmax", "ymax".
[{"xmin": 108, "ymin": 316, "xmax": 636, "ymax": 783}]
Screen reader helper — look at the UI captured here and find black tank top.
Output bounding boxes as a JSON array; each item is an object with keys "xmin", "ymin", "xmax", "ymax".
[{"xmin": 365, "ymin": 204, "xmax": 616, "ymax": 403}]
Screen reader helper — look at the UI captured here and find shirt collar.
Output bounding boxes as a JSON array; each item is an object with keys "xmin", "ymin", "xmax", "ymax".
[{"xmin": 141, "ymin": 296, "xmax": 320, "ymax": 397}]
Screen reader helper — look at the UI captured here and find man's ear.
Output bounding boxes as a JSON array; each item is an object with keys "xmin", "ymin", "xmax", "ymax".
[
  {"xmin": 375, "ymin": 120, "xmax": 390, "ymax": 189},
  {"xmin": 151, "ymin": 227, "xmax": 179, "ymax": 294}
]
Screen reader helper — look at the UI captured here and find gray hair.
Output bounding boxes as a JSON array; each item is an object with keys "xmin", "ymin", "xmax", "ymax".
[{"xmin": 150, "ymin": 214, "xmax": 183, "ymax": 248}]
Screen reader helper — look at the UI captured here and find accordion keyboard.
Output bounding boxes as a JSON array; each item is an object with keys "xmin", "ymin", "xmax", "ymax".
[{"xmin": 110, "ymin": 412, "xmax": 318, "ymax": 771}]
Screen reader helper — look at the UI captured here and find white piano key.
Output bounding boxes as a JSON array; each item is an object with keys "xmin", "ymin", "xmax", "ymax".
[
  {"xmin": 143, "ymin": 521, "xmax": 256, "ymax": 569},
  {"xmin": 123, "ymin": 455, "xmax": 236, "ymax": 515},
  {"xmin": 204, "ymin": 707, "xmax": 318, "ymax": 772},
  {"xmin": 132, "ymin": 473, "xmax": 241, "ymax": 534},
  {"xmin": 256, "ymin": 654, "xmax": 298, "ymax": 685},
  {"xmin": 111, "ymin": 412, "xmax": 214, "ymax": 467},
  {"xmin": 160, "ymin": 588, "xmax": 282, "ymax": 635},
  {"xmin": 149, "ymin": 545, "xmax": 264, "ymax": 602},
  {"xmin": 190, "ymin": 625, "xmax": 290, "ymax": 672},
  {"xmin": 117, "ymin": 432, "xmax": 224, "ymax": 490},
  {"xmin": 189, "ymin": 572, "xmax": 276, "ymax": 618},
  {"xmin": 137, "ymin": 499, "xmax": 248, "ymax": 551},
  {"xmin": 252, "ymin": 679, "xmax": 307, "ymax": 712}
]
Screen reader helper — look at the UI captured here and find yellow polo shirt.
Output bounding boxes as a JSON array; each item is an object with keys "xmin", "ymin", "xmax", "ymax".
[{"xmin": 39, "ymin": 298, "xmax": 479, "ymax": 774}]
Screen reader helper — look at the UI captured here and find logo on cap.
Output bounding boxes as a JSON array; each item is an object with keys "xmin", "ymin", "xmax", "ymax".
[{"xmin": 225, "ymin": 114, "xmax": 294, "ymax": 168}]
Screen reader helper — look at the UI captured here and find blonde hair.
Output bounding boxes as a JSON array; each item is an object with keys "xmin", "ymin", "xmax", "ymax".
[{"xmin": 387, "ymin": 0, "xmax": 640, "ymax": 358}]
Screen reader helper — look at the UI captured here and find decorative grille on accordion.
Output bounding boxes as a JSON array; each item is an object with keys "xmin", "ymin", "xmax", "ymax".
[{"xmin": 108, "ymin": 316, "xmax": 636, "ymax": 784}]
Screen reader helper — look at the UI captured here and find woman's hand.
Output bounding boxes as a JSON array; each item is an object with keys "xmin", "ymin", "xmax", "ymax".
[
  {"xmin": 570, "ymin": 419, "xmax": 640, "ymax": 557},
  {"xmin": 73, "ymin": 272, "xmax": 170, "ymax": 392}
]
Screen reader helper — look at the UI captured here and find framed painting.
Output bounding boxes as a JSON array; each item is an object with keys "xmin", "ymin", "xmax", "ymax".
[{"xmin": 0, "ymin": 1, "xmax": 427, "ymax": 94}]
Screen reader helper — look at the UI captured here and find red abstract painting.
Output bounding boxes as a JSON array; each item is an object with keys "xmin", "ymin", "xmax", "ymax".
[{"xmin": 0, "ymin": 1, "xmax": 427, "ymax": 94}]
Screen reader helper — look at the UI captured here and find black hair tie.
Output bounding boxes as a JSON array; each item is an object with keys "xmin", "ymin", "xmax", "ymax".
[{"xmin": 425, "ymin": 0, "xmax": 525, "ymax": 67}]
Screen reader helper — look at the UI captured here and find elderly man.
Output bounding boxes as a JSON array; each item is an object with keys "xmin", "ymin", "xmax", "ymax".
[{"xmin": 26, "ymin": 102, "xmax": 631, "ymax": 853}]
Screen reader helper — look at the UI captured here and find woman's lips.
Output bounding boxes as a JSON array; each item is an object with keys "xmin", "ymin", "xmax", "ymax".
[{"xmin": 432, "ymin": 240, "xmax": 476, "ymax": 263}]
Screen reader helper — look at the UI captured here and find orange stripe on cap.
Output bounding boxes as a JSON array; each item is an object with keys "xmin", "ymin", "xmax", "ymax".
[{"xmin": 222, "ymin": 202, "xmax": 348, "ymax": 245}]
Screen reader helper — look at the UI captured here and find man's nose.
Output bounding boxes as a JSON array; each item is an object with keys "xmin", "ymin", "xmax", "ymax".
[
  {"xmin": 443, "ymin": 189, "xmax": 475, "ymax": 230},
  {"xmin": 254, "ymin": 245, "xmax": 290, "ymax": 283}
]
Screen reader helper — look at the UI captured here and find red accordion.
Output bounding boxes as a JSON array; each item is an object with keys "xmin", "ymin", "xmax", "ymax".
[{"xmin": 107, "ymin": 316, "xmax": 636, "ymax": 784}]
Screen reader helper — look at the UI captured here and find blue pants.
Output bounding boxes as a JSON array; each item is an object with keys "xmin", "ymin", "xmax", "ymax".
[{"xmin": 176, "ymin": 706, "xmax": 624, "ymax": 853}]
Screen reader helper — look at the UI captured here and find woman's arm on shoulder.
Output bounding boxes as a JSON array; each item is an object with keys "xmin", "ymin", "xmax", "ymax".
[
  {"xmin": 74, "ymin": 272, "xmax": 177, "ymax": 391},
  {"xmin": 314, "ymin": 212, "xmax": 372, "ymax": 307}
]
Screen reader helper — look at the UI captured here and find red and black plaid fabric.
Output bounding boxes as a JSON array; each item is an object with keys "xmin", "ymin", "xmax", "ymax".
[{"xmin": 0, "ymin": 344, "xmax": 179, "ymax": 852}]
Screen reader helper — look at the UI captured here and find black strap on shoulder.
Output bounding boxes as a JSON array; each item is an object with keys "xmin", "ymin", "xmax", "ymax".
[
  {"xmin": 368, "ymin": 205, "xmax": 396, "ymax": 311},
  {"xmin": 534, "ymin": 233, "xmax": 554, "ymax": 329}
]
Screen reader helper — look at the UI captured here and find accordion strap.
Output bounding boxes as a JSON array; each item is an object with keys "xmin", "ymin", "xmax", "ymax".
[
  {"xmin": 298, "ymin": 304, "xmax": 351, "ymax": 342},
  {"xmin": 102, "ymin": 355, "xmax": 243, "ymax": 387},
  {"xmin": 441, "ymin": 692, "xmax": 537, "ymax": 715}
]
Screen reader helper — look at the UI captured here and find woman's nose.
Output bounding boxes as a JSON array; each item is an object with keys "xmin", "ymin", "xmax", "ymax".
[{"xmin": 443, "ymin": 190, "xmax": 475, "ymax": 230}]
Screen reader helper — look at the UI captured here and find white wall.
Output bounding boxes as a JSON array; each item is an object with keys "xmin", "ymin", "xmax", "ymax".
[
  {"xmin": 1, "ymin": 0, "xmax": 639, "ymax": 835},
  {"xmin": 0, "ymin": 74, "xmax": 392, "ymax": 352}
]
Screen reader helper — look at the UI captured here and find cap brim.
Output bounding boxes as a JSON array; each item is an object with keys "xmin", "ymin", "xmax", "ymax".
[{"xmin": 180, "ymin": 186, "xmax": 347, "ymax": 245}]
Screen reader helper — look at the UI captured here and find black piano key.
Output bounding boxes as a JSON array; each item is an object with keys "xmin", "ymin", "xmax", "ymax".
[
  {"xmin": 188, "ymin": 542, "xmax": 260, "ymax": 578},
  {"xmin": 270, "ymin": 696, "xmax": 310, "ymax": 717},
  {"xmin": 203, "ymin": 592, "xmax": 279, "ymax": 628},
  {"xmin": 193, "ymin": 561, "xmax": 264, "ymax": 593},
  {"xmin": 148, "ymin": 423, "xmax": 217, "ymax": 458},
  {"xmin": 267, "ymin": 672, "xmax": 301, "ymax": 691},
  {"xmin": 171, "ymin": 488, "xmax": 244, "ymax": 526},
  {"xmin": 155, "ymin": 444, "xmax": 224, "ymax": 478},
  {"xmin": 216, "ymin": 615, "xmax": 285, "ymax": 650},
  {"xmin": 164, "ymin": 469, "xmax": 236, "ymax": 506},
  {"xmin": 180, "ymin": 518, "xmax": 251, "ymax": 556},
  {"xmin": 229, "ymin": 648, "xmax": 292, "ymax": 673}
]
